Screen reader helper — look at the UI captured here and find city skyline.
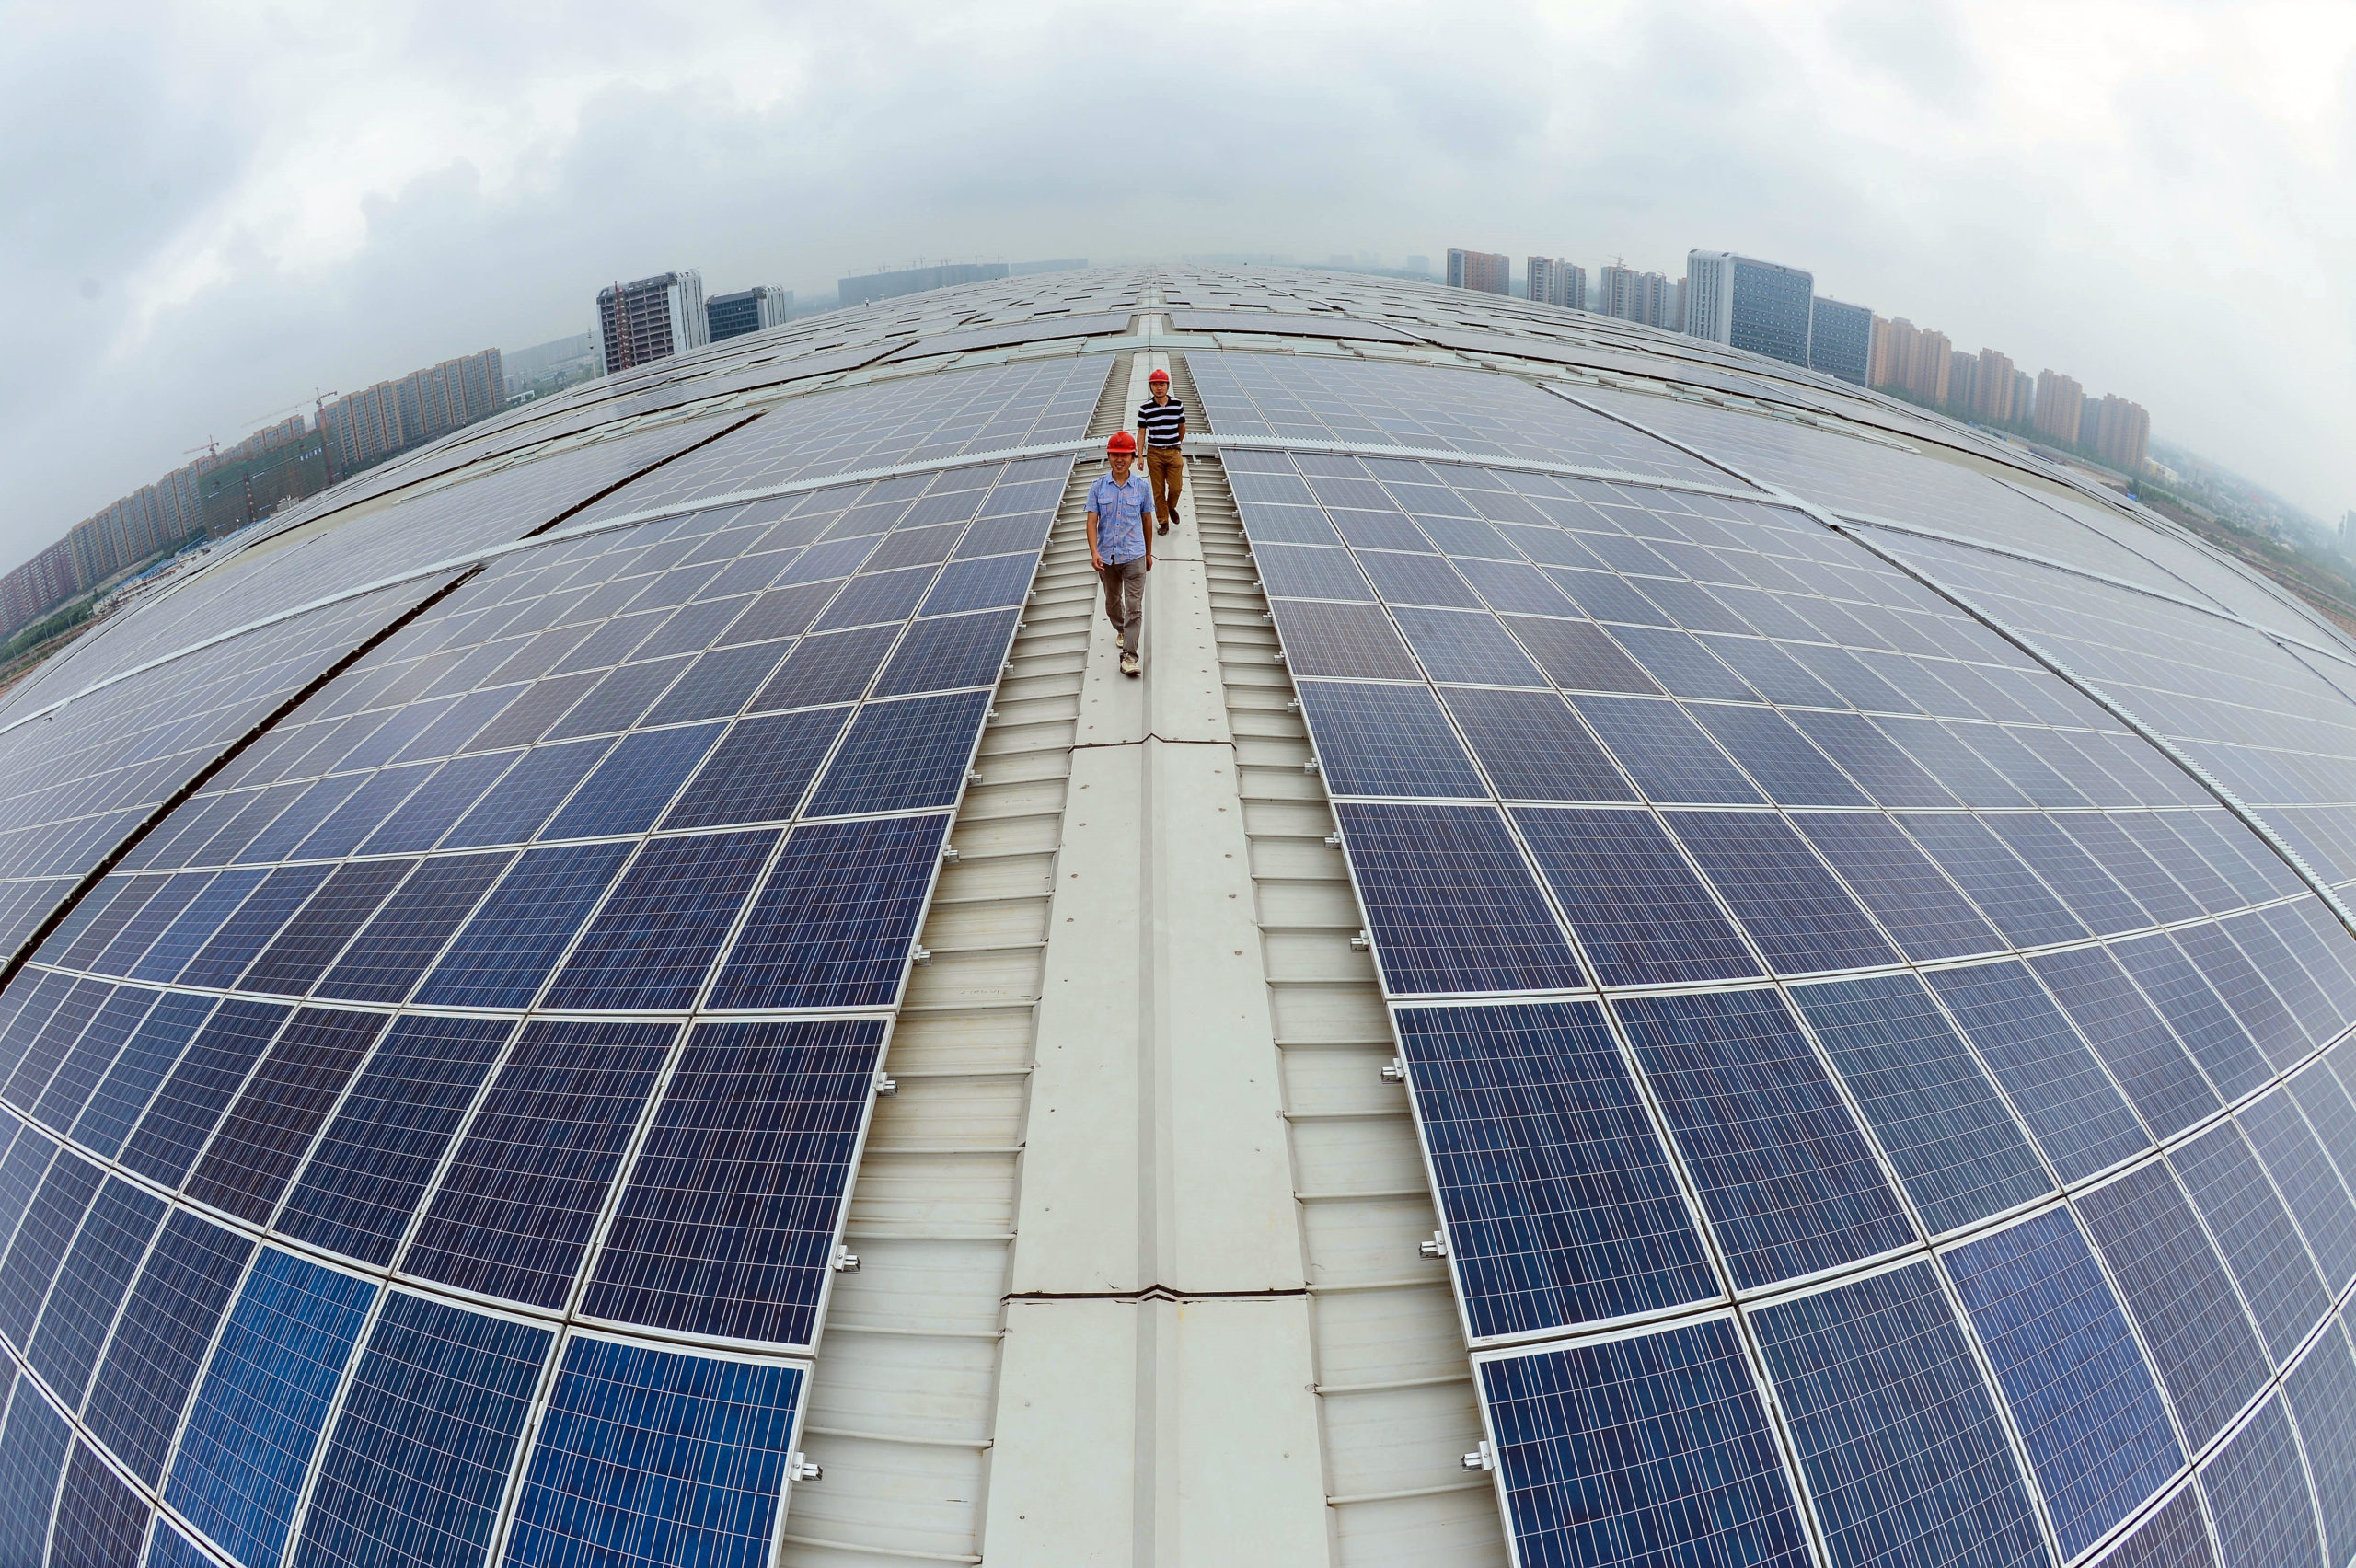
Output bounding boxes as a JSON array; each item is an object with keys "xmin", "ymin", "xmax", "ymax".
[{"xmin": 2, "ymin": 4, "xmax": 2349, "ymax": 565}]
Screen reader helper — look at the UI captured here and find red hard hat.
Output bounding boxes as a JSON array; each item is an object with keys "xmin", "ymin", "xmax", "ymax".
[
  {"xmin": 1106, "ymin": 431, "xmax": 1137, "ymax": 455},
  {"xmin": 1149, "ymin": 367, "xmax": 1170, "ymax": 384}
]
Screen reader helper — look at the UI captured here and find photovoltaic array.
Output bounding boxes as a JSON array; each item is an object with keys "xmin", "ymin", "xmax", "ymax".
[
  {"xmin": 1207, "ymin": 349, "xmax": 2356, "ymax": 1568},
  {"xmin": 0, "ymin": 340, "xmax": 1089, "ymax": 1566}
]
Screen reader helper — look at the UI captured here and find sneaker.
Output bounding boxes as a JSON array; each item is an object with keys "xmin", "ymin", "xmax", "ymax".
[
  {"xmin": 1157, "ymin": 523, "xmax": 1169, "ymax": 535},
  {"xmin": 1120, "ymin": 651, "xmax": 1141, "ymax": 677}
]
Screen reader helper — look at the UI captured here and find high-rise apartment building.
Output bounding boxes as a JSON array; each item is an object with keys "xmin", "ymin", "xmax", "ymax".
[
  {"xmin": 596, "ymin": 271, "xmax": 710, "ymax": 373},
  {"xmin": 1526, "ymin": 257, "xmax": 1586, "ymax": 309},
  {"xmin": 2084, "ymin": 393, "xmax": 2151, "ymax": 473},
  {"xmin": 1685, "ymin": 251, "xmax": 1814, "ymax": 366},
  {"xmin": 1446, "ymin": 249, "xmax": 1510, "ymax": 294},
  {"xmin": 707, "ymin": 286, "xmax": 793, "ymax": 342},
  {"xmin": 1947, "ymin": 349, "xmax": 1978, "ymax": 412},
  {"xmin": 1869, "ymin": 317, "xmax": 1951, "ymax": 404},
  {"xmin": 2034, "ymin": 369, "xmax": 2085, "ymax": 444},
  {"xmin": 321, "ymin": 350, "xmax": 504, "ymax": 476},
  {"xmin": 1600, "ymin": 264, "xmax": 1674, "ymax": 329},
  {"xmin": 2341, "ymin": 510, "xmax": 2356, "ymax": 550},
  {"xmin": 1807, "ymin": 297, "xmax": 1872, "ymax": 386},
  {"xmin": 1972, "ymin": 348, "xmax": 2022, "ymax": 423},
  {"xmin": 838, "ymin": 263, "xmax": 1008, "ymax": 307}
]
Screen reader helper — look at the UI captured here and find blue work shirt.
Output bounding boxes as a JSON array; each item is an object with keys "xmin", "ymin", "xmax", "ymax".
[{"xmin": 1087, "ymin": 470, "xmax": 1154, "ymax": 564}]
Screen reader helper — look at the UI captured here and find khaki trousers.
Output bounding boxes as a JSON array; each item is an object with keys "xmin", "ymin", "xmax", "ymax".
[
  {"xmin": 1096, "ymin": 555, "xmax": 1147, "ymax": 655},
  {"xmin": 1146, "ymin": 447, "xmax": 1184, "ymax": 527}
]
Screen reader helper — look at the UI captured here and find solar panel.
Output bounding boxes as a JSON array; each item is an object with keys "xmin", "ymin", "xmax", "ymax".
[
  {"xmin": 2169, "ymin": 1121, "xmax": 2330, "ymax": 1360},
  {"xmin": 1666, "ymin": 811, "xmax": 1898, "ymax": 974},
  {"xmin": 1295, "ymin": 682, "xmax": 1484, "ymax": 798},
  {"xmin": 2075, "ymin": 1157, "xmax": 2271, "ymax": 1448},
  {"xmin": 1613, "ymin": 987, "xmax": 1913, "ymax": 1289},
  {"xmin": 542, "ymin": 829, "xmax": 780, "ymax": 1010},
  {"xmin": 82, "ymin": 1208, "xmax": 253, "ymax": 1486},
  {"xmin": 2199, "ymin": 1397, "xmax": 2321, "ymax": 1568},
  {"xmin": 1750, "ymin": 1261, "xmax": 2047, "ymax": 1568},
  {"xmin": 293, "ymin": 1291, "xmax": 552, "ymax": 1568},
  {"xmin": 25, "ymin": 1172, "xmax": 164, "ymax": 1405},
  {"xmin": 583, "ymin": 1017, "xmax": 885, "ymax": 1346},
  {"xmin": 2283, "ymin": 1320, "xmax": 2356, "ymax": 1567},
  {"xmin": 0, "ymin": 1378, "xmax": 72, "ymax": 1566},
  {"xmin": 1395, "ymin": 1000, "xmax": 1715, "ymax": 1339},
  {"xmin": 276, "ymin": 1013, "xmax": 514, "ymax": 1266},
  {"xmin": 167, "ymin": 1248, "xmax": 377, "ymax": 1568},
  {"xmin": 1943, "ymin": 1205, "xmax": 2183, "ymax": 1560},
  {"xmin": 1476, "ymin": 1318, "xmax": 1810, "ymax": 1568},
  {"xmin": 1509, "ymin": 807, "xmax": 1759, "ymax": 986},
  {"xmin": 182, "ymin": 1007, "xmax": 389, "ymax": 1225},
  {"xmin": 502, "ymin": 1335, "xmax": 805, "ymax": 1568},
  {"xmin": 1331, "ymin": 802, "xmax": 1584, "ymax": 997},
  {"xmin": 707, "ymin": 815, "xmax": 950, "ymax": 1009},
  {"xmin": 1788, "ymin": 974, "xmax": 2051, "ymax": 1234},
  {"xmin": 400, "ymin": 1019, "xmax": 674, "ymax": 1309}
]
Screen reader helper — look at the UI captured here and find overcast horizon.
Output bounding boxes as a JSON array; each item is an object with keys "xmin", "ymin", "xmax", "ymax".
[{"xmin": 3, "ymin": 0, "xmax": 2350, "ymax": 573}]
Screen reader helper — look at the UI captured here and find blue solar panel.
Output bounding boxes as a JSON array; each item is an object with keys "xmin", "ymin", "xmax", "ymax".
[
  {"xmin": 2199, "ymin": 1396, "xmax": 2320, "ymax": 1568},
  {"xmin": 804, "ymin": 690, "xmax": 994, "ymax": 815},
  {"xmin": 1256, "ymin": 544, "xmax": 1374, "ymax": 600},
  {"xmin": 81, "ymin": 1208, "xmax": 253, "ymax": 1486},
  {"xmin": 2, "ymin": 974, "xmax": 108, "ymax": 1109},
  {"xmin": 2076, "ymin": 1158, "xmax": 2271, "ymax": 1449},
  {"xmin": 2177, "ymin": 922, "xmax": 2309, "ymax": 1071},
  {"xmin": 1477, "ymin": 1318, "xmax": 1810, "ymax": 1568},
  {"xmin": 87, "ymin": 872, "xmax": 213, "ymax": 975},
  {"xmin": 167, "ymin": 1248, "xmax": 376, "ymax": 1568},
  {"xmin": 2283, "ymin": 1320, "xmax": 2356, "ymax": 1568},
  {"xmin": 749, "ymin": 624, "xmax": 900, "ymax": 711},
  {"xmin": 401, "ymin": 1020, "xmax": 674, "ymax": 1309},
  {"xmin": 2238, "ymin": 1090, "xmax": 2356, "ymax": 1291},
  {"xmin": 1926, "ymin": 960, "xmax": 2149, "ymax": 1183},
  {"xmin": 1785, "ymin": 710, "xmax": 1958, "ymax": 807},
  {"xmin": 412, "ymin": 840, "xmax": 635, "ymax": 1009},
  {"xmin": 1497, "ymin": 615, "xmax": 1659, "ymax": 694},
  {"xmin": 277, "ymin": 1014, "xmax": 514, "ymax": 1267},
  {"xmin": 1509, "ymin": 807, "xmax": 1759, "ymax": 986},
  {"xmin": 872, "ymin": 608, "xmax": 1020, "ymax": 698},
  {"xmin": 26, "ymin": 1172, "xmax": 164, "ymax": 1406},
  {"xmin": 1894, "ymin": 810, "xmax": 2083, "ymax": 946},
  {"xmin": 2062, "ymin": 815, "xmax": 2206, "ymax": 927},
  {"xmin": 177, "ymin": 863, "xmax": 335, "ymax": 989},
  {"xmin": 1435, "ymin": 687, "xmax": 1636, "ymax": 801},
  {"xmin": 2096, "ymin": 1484, "xmax": 2218, "ymax": 1568},
  {"xmin": 1790, "ymin": 973, "xmax": 2050, "ymax": 1235},
  {"xmin": 1667, "ymin": 811, "xmax": 1898, "ymax": 974},
  {"xmin": 1569, "ymin": 695, "xmax": 1765, "ymax": 804},
  {"xmin": 0, "ymin": 1379, "xmax": 72, "ymax": 1568},
  {"xmin": 182, "ymin": 1007, "xmax": 389, "ymax": 1225},
  {"xmin": 542, "ymin": 828, "xmax": 779, "ymax": 1010},
  {"xmin": 1265, "ymin": 598, "xmax": 1424, "ymax": 679},
  {"xmin": 1331, "ymin": 802, "xmax": 1585, "ymax": 996},
  {"xmin": 1943, "ymin": 1205, "xmax": 2183, "ymax": 1561},
  {"xmin": 583, "ymin": 1017, "xmax": 884, "ymax": 1346},
  {"xmin": 1751, "ymin": 1261, "xmax": 2047, "ymax": 1568},
  {"xmin": 1614, "ymin": 987, "xmax": 1913, "ymax": 1289},
  {"xmin": 1686, "ymin": 704, "xmax": 1866, "ymax": 806},
  {"xmin": 541, "ymin": 722, "xmax": 727, "ymax": 840},
  {"xmin": 293, "ymin": 1291, "xmax": 552, "ymax": 1568},
  {"xmin": 2115, "ymin": 933, "xmax": 2270, "ymax": 1101},
  {"xmin": 1393, "ymin": 1001, "xmax": 1715, "ymax": 1339},
  {"xmin": 0, "ymin": 1147, "xmax": 103, "ymax": 1344},
  {"xmin": 356, "ymin": 750, "xmax": 519, "ymax": 854},
  {"xmin": 663, "ymin": 707, "xmax": 851, "ymax": 832},
  {"xmin": 2030, "ymin": 947, "xmax": 2219, "ymax": 1141},
  {"xmin": 1793, "ymin": 813, "xmax": 2004, "ymax": 961},
  {"xmin": 311, "ymin": 850, "xmax": 514, "ymax": 1003},
  {"xmin": 2170, "ymin": 1121, "xmax": 2330, "ymax": 1361},
  {"xmin": 440, "ymin": 737, "xmax": 612, "ymax": 848},
  {"xmin": 1389, "ymin": 606, "xmax": 1547, "ymax": 686},
  {"xmin": 52, "ymin": 1439, "xmax": 153, "ymax": 1568},
  {"xmin": 1294, "ymin": 681, "xmax": 1484, "ymax": 798},
  {"xmin": 708, "ymin": 814, "xmax": 949, "ymax": 1009},
  {"xmin": 503, "ymin": 1335, "xmax": 804, "ymax": 1568},
  {"xmin": 30, "ymin": 985, "xmax": 158, "ymax": 1134}
]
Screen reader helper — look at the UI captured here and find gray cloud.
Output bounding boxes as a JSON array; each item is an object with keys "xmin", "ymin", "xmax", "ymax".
[{"xmin": 2, "ymin": 0, "xmax": 2350, "ymax": 571}]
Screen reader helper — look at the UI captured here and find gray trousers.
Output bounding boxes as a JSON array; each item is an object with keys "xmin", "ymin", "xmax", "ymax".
[{"xmin": 1096, "ymin": 555, "xmax": 1146, "ymax": 654}]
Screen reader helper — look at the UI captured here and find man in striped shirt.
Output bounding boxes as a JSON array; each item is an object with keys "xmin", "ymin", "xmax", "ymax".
[{"xmin": 1137, "ymin": 366, "xmax": 1186, "ymax": 536}]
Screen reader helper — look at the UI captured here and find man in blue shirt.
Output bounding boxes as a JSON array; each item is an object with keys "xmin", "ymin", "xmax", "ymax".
[{"xmin": 1088, "ymin": 430, "xmax": 1154, "ymax": 676}]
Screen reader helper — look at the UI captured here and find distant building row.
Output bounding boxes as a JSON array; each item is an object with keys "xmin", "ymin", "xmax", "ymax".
[
  {"xmin": 4, "ymin": 346, "xmax": 509, "ymax": 640},
  {"xmin": 1870, "ymin": 316, "xmax": 2148, "ymax": 472},
  {"xmin": 318, "ymin": 350, "xmax": 504, "ymax": 474},
  {"xmin": 1445, "ymin": 241, "xmax": 2150, "ymax": 472}
]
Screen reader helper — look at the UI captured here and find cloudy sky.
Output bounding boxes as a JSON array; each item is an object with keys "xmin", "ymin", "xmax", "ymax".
[{"xmin": 3, "ymin": 0, "xmax": 2350, "ymax": 570}]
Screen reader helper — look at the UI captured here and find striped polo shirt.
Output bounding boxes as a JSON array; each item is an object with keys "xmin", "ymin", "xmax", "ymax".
[{"xmin": 1136, "ymin": 396, "xmax": 1187, "ymax": 447}]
